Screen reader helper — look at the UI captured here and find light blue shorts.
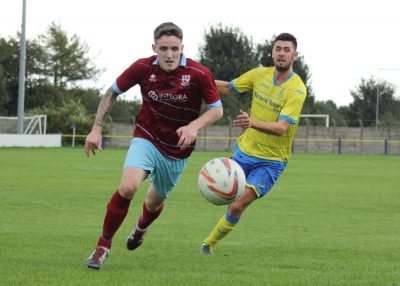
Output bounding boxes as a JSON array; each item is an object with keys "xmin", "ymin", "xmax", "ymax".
[
  {"xmin": 123, "ymin": 138, "xmax": 188, "ymax": 199},
  {"xmin": 232, "ymin": 144, "xmax": 286, "ymax": 198}
]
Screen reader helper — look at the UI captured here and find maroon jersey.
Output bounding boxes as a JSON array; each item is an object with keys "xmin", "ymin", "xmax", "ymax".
[{"xmin": 113, "ymin": 54, "xmax": 221, "ymax": 159}]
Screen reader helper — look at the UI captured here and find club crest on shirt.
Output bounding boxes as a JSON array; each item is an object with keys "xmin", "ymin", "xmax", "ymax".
[
  {"xmin": 181, "ymin": 75, "xmax": 190, "ymax": 87},
  {"xmin": 149, "ymin": 74, "xmax": 157, "ymax": 82}
]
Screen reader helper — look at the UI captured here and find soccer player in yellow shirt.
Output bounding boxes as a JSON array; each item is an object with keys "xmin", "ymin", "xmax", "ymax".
[{"xmin": 200, "ymin": 33, "xmax": 306, "ymax": 255}]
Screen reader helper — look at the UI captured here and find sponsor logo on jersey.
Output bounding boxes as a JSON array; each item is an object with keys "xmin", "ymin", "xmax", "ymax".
[
  {"xmin": 254, "ymin": 91, "xmax": 282, "ymax": 112},
  {"xmin": 148, "ymin": 90, "xmax": 188, "ymax": 102}
]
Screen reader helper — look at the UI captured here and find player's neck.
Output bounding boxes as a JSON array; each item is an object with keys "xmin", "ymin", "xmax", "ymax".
[{"xmin": 274, "ymin": 68, "xmax": 293, "ymax": 84}]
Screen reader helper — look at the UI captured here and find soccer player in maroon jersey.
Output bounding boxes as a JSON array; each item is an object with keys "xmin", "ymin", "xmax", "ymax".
[{"xmin": 85, "ymin": 22, "xmax": 223, "ymax": 270}]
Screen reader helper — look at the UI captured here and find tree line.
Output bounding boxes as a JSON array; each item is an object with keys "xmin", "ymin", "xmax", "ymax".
[{"xmin": 1, "ymin": 23, "xmax": 399, "ymax": 137}]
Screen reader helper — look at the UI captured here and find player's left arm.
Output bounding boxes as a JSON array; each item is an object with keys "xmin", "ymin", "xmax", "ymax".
[
  {"xmin": 176, "ymin": 105, "xmax": 223, "ymax": 150},
  {"xmin": 233, "ymin": 110, "xmax": 290, "ymax": 136}
]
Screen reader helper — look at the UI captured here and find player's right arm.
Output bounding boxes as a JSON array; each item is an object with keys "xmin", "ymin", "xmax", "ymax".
[
  {"xmin": 84, "ymin": 87, "xmax": 118, "ymax": 157},
  {"xmin": 215, "ymin": 80, "xmax": 236, "ymax": 97}
]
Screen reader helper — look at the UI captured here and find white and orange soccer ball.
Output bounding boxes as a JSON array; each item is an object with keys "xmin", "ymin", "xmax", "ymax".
[{"xmin": 198, "ymin": 157, "xmax": 246, "ymax": 205}]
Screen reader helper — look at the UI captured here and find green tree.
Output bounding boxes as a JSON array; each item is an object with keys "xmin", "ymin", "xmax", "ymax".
[
  {"xmin": 0, "ymin": 65, "xmax": 9, "ymax": 115},
  {"xmin": 346, "ymin": 77, "xmax": 399, "ymax": 127},
  {"xmin": 0, "ymin": 37, "xmax": 20, "ymax": 115},
  {"xmin": 0, "ymin": 35, "xmax": 60, "ymax": 114},
  {"xmin": 40, "ymin": 23, "xmax": 100, "ymax": 88},
  {"xmin": 25, "ymin": 37, "xmax": 50, "ymax": 88},
  {"xmin": 27, "ymin": 99, "xmax": 93, "ymax": 144},
  {"xmin": 109, "ymin": 99, "xmax": 141, "ymax": 124},
  {"xmin": 199, "ymin": 24, "xmax": 258, "ymax": 123},
  {"xmin": 65, "ymin": 87, "xmax": 141, "ymax": 123},
  {"xmin": 0, "ymin": 24, "xmax": 101, "ymax": 115},
  {"xmin": 0, "ymin": 36, "xmax": 48, "ymax": 114},
  {"xmin": 0, "ymin": 24, "xmax": 139, "ymax": 130},
  {"xmin": 313, "ymin": 100, "xmax": 346, "ymax": 126}
]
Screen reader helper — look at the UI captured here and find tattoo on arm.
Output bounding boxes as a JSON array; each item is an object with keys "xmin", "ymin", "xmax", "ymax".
[{"xmin": 94, "ymin": 87, "xmax": 118, "ymax": 127}]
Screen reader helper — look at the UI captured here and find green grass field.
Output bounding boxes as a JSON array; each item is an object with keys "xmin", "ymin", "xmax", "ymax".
[{"xmin": 0, "ymin": 148, "xmax": 399, "ymax": 286}]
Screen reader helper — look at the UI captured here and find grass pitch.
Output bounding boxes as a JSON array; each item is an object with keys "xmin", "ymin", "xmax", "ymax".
[{"xmin": 0, "ymin": 148, "xmax": 399, "ymax": 286}]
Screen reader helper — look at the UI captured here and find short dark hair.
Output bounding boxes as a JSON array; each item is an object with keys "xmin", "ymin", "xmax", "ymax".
[
  {"xmin": 154, "ymin": 22, "xmax": 183, "ymax": 41},
  {"xmin": 273, "ymin": 33, "xmax": 297, "ymax": 50}
]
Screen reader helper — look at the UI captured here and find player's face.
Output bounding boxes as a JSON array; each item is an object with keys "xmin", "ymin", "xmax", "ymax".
[
  {"xmin": 272, "ymin": 40, "xmax": 298, "ymax": 72},
  {"xmin": 152, "ymin": 35, "xmax": 183, "ymax": 73}
]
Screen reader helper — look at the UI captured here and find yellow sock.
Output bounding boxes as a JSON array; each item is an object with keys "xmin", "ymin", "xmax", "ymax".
[{"xmin": 203, "ymin": 215, "xmax": 237, "ymax": 248}]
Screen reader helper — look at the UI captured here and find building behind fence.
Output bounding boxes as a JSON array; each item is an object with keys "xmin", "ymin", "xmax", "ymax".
[{"xmin": 102, "ymin": 123, "xmax": 400, "ymax": 155}]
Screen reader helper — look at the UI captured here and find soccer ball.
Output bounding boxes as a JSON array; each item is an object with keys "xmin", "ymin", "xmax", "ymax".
[{"xmin": 198, "ymin": 157, "xmax": 246, "ymax": 205}]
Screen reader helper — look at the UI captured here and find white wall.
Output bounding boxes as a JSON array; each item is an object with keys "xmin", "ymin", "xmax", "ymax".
[{"xmin": 0, "ymin": 134, "xmax": 62, "ymax": 147}]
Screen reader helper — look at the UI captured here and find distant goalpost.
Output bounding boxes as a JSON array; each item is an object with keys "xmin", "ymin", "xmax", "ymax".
[
  {"xmin": 0, "ymin": 115, "xmax": 61, "ymax": 147},
  {"xmin": 0, "ymin": 114, "xmax": 47, "ymax": 134},
  {"xmin": 300, "ymin": 114, "xmax": 330, "ymax": 127}
]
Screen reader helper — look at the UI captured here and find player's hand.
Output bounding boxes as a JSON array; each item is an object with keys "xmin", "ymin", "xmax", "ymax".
[
  {"xmin": 233, "ymin": 110, "xmax": 252, "ymax": 129},
  {"xmin": 84, "ymin": 126, "xmax": 103, "ymax": 157},
  {"xmin": 176, "ymin": 125, "xmax": 198, "ymax": 150}
]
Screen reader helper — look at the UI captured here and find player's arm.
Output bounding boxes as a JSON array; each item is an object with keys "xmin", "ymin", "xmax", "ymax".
[
  {"xmin": 84, "ymin": 87, "xmax": 118, "ymax": 156},
  {"xmin": 233, "ymin": 110, "xmax": 290, "ymax": 136},
  {"xmin": 215, "ymin": 80, "xmax": 236, "ymax": 97},
  {"xmin": 176, "ymin": 105, "xmax": 223, "ymax": 150}
]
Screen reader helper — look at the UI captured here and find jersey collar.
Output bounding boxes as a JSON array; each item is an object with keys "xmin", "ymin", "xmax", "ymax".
[
  {"xmin": 273, "ymin": 70, "xmax": 294, "ymax": 85},
  {"xmin": 152, "ymin": 54, "xmax": 187, "ymax": 67}
]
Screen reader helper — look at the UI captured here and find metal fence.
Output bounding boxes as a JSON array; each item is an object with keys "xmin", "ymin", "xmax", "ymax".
[{"xmin": 65, "ymin": 123, "xmax": 400, "ymax": 155}]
